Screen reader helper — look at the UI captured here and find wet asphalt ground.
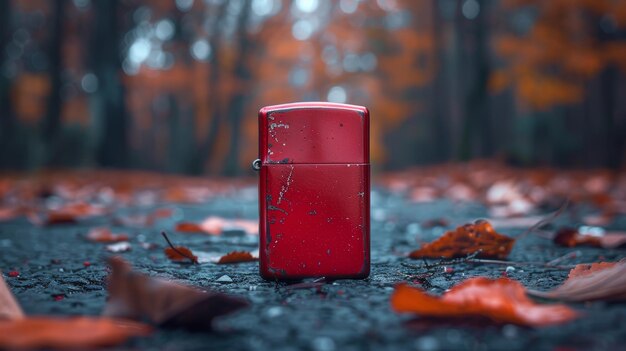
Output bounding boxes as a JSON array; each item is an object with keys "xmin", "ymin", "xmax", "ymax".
[{"xmin": 1, "ymin": 185, "xmax": 626, "ymax": 351}]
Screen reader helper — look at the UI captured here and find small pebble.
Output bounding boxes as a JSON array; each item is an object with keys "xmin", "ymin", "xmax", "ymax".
[
  {"xmin": 505, "ymin": 266, "xmax": 515, "ymax": 273},
  {"xmin": 216, "ymin": 275, "xmax": 233, "ymax": 283}
]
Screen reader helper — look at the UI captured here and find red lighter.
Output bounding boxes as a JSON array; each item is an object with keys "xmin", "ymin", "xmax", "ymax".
[{"xmin": 256, "ymin": 102, "xmax": 370, "ymax": 280}]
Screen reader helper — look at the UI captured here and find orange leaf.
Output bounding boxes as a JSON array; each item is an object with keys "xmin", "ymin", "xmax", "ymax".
[
  {"xmin": 175, "ymin": 222, "xmax": 205, "ymax": 233},
  {"xmin": 391, "ymin": 278, "xmax": 578, "ymax": 327},
  {"xmin": 409, "ymin": 221, "xmax": 515, "ymax": 260},
  {"xmin": 164, "ymin": 246, "xmax": 198, "ymax": 264},
  {"xmin": 86, "ymin": 227, "xmax": 129, "ymax": 243},
  {"xmin": 528, "ymin": 260, "xmax": 626, "ymax": 301},
  {"xmin": 0, "ymin": 317, "xmax": 150, "ymax": 349},
  {"xmin": 554, "ymin": 227, "xmax": 626, "ymax": 249},
  {"xmin": 217, "ymin": 251, "xmax": 257, "ymax": 264},
  {"xmin": 0, "ymin": 273, "xmax": 24, "ymax": 320}
]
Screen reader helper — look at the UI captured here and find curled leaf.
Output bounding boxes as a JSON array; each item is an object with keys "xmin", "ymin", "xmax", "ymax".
[
  {"xmin": 217, "ymin": 251, "xmax": 257, "ymax": 264},
  {"xmin": 164, "ymin": 246, "xmax": 198, "ymax": 264},
  {"xmin": 554, "ymin": 227, "xmax": 626, "ymax": 249},
  {"xmin": 528, "ymin": 260, "xmax": 626, "ymax": 301},
  {"xmin": 86, "ymin": 227, "xmax": 129, "ymax": 243},
  {"xmin": 0, "ymin": 317, "xmax": 150, "ymax": 349},
  {"xmin": 409, "ymin": 221, "xmax": 515, "ymax": 260},
  {"xmin": 103, "ymin": 257, "xmax": 248, "ymax": 331},
  {"xmin": 391, "ymin": 278, "xmax": 577, "ymax": 327}
]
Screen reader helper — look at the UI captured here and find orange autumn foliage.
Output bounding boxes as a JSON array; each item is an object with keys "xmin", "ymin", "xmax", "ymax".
[
  {"xmin": 164, "ymin": 246, "xmax": 198, "ymax": 264},
  {"xmin": 0, "ymin": 317, "xmax": 151, "ymax": 349},
  {"xmin": 409, "ymin": 221, "xmax": 514, "ymax": 260},
  {"xmin": 217, "ymin": 251, "xmax": 257, "ymax": 264},
  {"xmin": 528, "ymin": 260, "xmax": 626, "ymax": 301},
  {"xmin": 391, "ymin": 278, "xmax": 578, "ymax": 327},
  {"xmin": 492, "ymin": 0, "xmax": 626, "ymax": 110},
  {"xmin": 86, "ymin": 227, "xmax": 129, "ymax": 243}
]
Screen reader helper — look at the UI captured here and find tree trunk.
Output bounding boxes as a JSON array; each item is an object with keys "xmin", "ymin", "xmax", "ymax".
[
  {"xmin": 223, "ymin": 0, "xmax": 252, "ymax": 176},
  {"xmin": 459, "ymin": 0, "xmax": 491, "ymax": 160},
  {"xmin": 0, "ymin": 0, "xmax": 15, "ymax": 167},
  {"xmin": 195, "ymin": 1, "xmax": 228, "ymax": 174},
  {"xmin": 42, "ymin": 0, "xmax": 64, "ymax": 159},
  {"xmin": 91, "ymin": 0, "xmax": 129, "ymax": 168}
]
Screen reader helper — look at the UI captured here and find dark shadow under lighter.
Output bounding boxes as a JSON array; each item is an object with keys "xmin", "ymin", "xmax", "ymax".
[{"xmin": 256, "ymin": 102, "xmax": 370, "ymax": 281}]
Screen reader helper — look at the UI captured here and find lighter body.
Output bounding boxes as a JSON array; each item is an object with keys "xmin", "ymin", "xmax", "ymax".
[{"xmin": 258, "ymin": 102, "xmax": 370, "ymax": 280}]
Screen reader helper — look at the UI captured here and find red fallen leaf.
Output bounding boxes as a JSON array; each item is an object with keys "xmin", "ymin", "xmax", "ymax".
[
  {"xmin": 0, "ymin": 207, "xmax": 21, "ymax": 222},
  {"xmin": 175, "ymin": 216, "xmax": 258, "ymax": 235},
  {"xmin": 0, "ymin": 317, "xmax": 151, "ymax": 349},
  {"xmin": 553, "ymin": 227, "xmax": 626, "ymax": 249},
  {"xmin": 7, "ymin": 271, "xmax": 19, "ymax": 278},
  {"xmin": 164, "ymin": 246, "xmax": 198, "ymax": 264},
  {"xmin": 409, "ymin": 220, "xmax": 515, "ymax": 260},
  {"xmin": 28, "ymin": 202, "xmax": 108, "ymax": 226},
  {"xmin": 528, "ymin": 260, "xmax": 626, "ymax": 301},
  {"xmin": 391, "ymin": 278, "xmax": 578, "ymax": 327},
  {"xmin": 175, "ymin": 222, "xmax": 204, "ymax": 233},
  {"xmin": 0, "ymin": 272, "xmax": 24, "ymax": 320},
  {"xmin": 86, "ymin": 227, "xmax": 129, "ymax": 243},
  {"xmin": 103, "ymin": 257, "xmax": 248, "ymax": 331},
  {"xmin": 217, "ymin": 251, "xmax": 258, "ymax": 264}
]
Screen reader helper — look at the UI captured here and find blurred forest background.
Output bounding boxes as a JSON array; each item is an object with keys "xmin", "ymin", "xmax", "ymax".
[{"xmin": 1, "ymin": 0, "xmax": 626, "ymax": 176}]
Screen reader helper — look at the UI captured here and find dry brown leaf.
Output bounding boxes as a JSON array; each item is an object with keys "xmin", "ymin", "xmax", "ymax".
[
  {"xmin": 553, "ymin": 227, "xmax": 626, "ymax": 249},
  {"xmin": 217, "ymin": 251, "xmax": 258, "ymax": 264},
  {"xmin": 103, "ymin": 257, "xmax": 248, "ymax": 331},
  {"xmin": 0, "ymin": 272, "xmax": 24, "ymax": 320},
  {"xmin": 409, "ymin": 221, "xmax": 515, "ymax": 260},
  {"xmin": 391, "ymin": 278, "xmax": 578, "ymax": 327},
  {"xmin": 164, "ymin": 246, "xmax": 198, "ymax": 264},
  {"xmin": 175, "ymin": 216, "xmax": 258, "ymax": 235},
  {"xmin": 86, "ymin": 227, "xmax": 129, "ymax": 243},
  {"xmin": 0, "ymin": 317, "xmax": 150, "ymax": 349},
  {"xmin": 528, "ymin": 260, "xmax": 626, "ymax": 301}
]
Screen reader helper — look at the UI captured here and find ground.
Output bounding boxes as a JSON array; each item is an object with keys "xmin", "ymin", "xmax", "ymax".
[{"xmin": 1, "ymin": 182, "xmax": 625, "ymax": 351}]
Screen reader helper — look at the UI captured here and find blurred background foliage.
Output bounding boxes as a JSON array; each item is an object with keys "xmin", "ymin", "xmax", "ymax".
[{"xmin": 0, "ymin": 0, "xmax": 625, "ymax": 175}]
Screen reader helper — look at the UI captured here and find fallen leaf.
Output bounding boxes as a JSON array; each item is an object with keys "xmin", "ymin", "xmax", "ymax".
[
  {"xmin": 528, "ymin": 260, "xmax": 626, "ymax": 301},
  {"xmin": 106, "ymin": 242, "xmax": 132, "ymax": 253},
  {"xmin": 113, "ymin": 208, "xmax": 174, "ymax": 228},
  {"xmin": 103, "ymin": 257, "xmax": 248, "ymax": 331},
  {"xmin": 175, "ymin": 222, "xmax": 204, "ymax": 233},
  {"xmin": 217, "ymin": 251, "xmax": 258, "ymax": 264},
  {"xmin": 175, "ymin": 216, "xmax": 258, "ymax": 235},
  {"xmin": 391, "ymin": 278, "xmax": 578, "ymax": 327},
  {"xmin": 86, "ymin": 227, "xmax": 129, "ymax": 243},
  {"xmin": 0, "ymin": 272, "xmax": 24, "ymax": 320},
  {"xmin": 0, "ymin": 317, "xmax": 150, "ymax": 349},
  {"xmin": 30, "ymin": 202, "xmax": 109, "ymax": 225},
  {"xmin": 409, "ymin": 221, "xmax": 515, "ymax": 260},
  {"xmin": 553, "ymin": 227, "xmax": 626, "ymax": 249},
  {"xmin": 164, "ymin": 246, "xmax": 198, "ymax": 264},
  {"xmin": 0, "ymin": 207, "xmax": 21, "ymax": 222}
]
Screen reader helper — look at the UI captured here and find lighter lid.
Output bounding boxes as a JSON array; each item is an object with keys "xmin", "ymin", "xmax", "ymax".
[{"xmin": 259, "ymin": 102, "xmax": 369, "ymax": 164}]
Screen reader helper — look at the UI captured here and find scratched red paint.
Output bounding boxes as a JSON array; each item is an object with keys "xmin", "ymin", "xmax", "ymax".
[{"xmin": 258, "ymin": 102, "xmax": 370, "ymax": 280}]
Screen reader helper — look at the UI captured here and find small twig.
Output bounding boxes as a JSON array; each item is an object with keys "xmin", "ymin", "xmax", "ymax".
[
  {"xmin": 517, "ymin": 199, "xmax": 569, "ymax": 241},
  {"xmin": 546, "ymin": 250, "xmax": 581, "ymax": 266},
  {"xmin": 161, "ymin": 231, "xmax": 197, "ymax": 264}
]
